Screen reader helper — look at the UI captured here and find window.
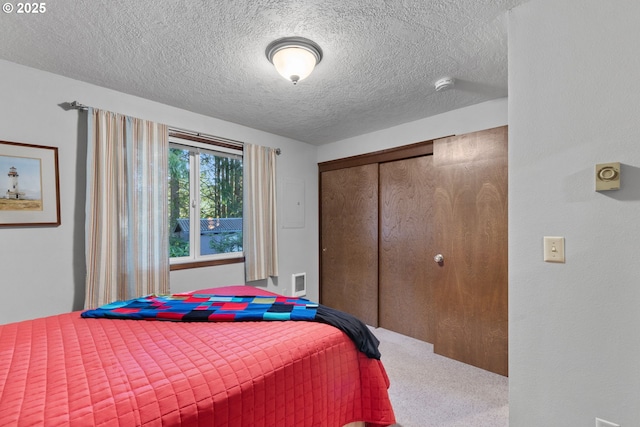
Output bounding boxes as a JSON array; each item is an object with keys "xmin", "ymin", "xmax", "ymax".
[{"xmin": 168, "ymin": 132, "xmax": 243, "ymax": 266}]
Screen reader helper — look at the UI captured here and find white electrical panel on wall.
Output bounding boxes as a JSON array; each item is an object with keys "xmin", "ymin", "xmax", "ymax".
[{"xmin": 282, "ymin": 178, "xmax": 305, "ymax": 228}]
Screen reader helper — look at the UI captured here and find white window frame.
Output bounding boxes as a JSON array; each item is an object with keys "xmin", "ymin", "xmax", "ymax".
[{"xmin": 169, "ymin": 135, "xmax": 243, "ymax": 266}]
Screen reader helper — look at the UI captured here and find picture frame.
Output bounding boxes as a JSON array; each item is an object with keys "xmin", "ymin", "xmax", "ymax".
[{"xmin": 0, "ymin": 140, "xmax": 61, "ymax": 226}]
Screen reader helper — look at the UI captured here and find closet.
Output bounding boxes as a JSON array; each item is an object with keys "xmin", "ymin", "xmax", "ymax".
[{"xmin": 319, "ymin": 126, "xmax": 508, "ymax": 376}]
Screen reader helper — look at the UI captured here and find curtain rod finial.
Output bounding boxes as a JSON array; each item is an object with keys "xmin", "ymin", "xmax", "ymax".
[{"xmin": 69, "ymin": 101, "xmax": 88, "ymax": 110}]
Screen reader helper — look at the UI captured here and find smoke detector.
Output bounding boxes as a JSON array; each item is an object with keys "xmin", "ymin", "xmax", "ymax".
[{"xmin": 435, "ymin": 77, "xmax": 455, "ymax": 91}]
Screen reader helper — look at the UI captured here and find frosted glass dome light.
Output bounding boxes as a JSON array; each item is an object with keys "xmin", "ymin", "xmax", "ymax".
[{"xmin": 266, "ymin": 37, "xmax": 323, "ymax": 85}]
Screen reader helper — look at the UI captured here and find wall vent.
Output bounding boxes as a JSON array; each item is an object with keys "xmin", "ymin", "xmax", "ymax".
[{"xmin": 292, "ymin": 273, "xmax": 306, "ymax": 297}]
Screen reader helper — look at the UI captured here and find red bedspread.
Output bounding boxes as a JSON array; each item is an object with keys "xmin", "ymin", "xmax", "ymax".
[{"xmin": 0, "ymin": 287, "xmax": 395, "ymax": 427}]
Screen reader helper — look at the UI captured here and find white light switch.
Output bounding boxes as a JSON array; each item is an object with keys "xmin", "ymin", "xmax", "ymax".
[{"xmin": 543, "ymin": 236, "xmax": 565, "ymax": 263}]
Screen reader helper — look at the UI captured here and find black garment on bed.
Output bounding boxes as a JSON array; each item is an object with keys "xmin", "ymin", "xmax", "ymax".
[{"xmin": 315, "ymin": 304, "xmax": 381, "ymax": 359}]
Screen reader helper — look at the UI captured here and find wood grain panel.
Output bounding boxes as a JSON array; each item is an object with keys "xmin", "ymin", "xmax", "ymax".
[
  {"xmin": 320, "ymin": 164, "xmax": 379, "ymax": 327},
  {"xmin": 433, "ymin": 126, "xmax": 508, "ymax": 376},
  {"xmin": 379, "ymin": 156, "xmax": 436, "ymax": 342},
  {"xmin": 319, "ymin": 140, "xmax": 434, "ymax": 173}
]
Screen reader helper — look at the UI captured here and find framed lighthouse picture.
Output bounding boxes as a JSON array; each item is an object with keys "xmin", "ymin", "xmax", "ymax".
[{"xmin": 0, "ymin": 140, "xmax": 60, "ymax": 226}]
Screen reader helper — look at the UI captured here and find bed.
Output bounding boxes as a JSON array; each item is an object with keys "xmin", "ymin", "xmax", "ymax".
[{"xmin": 0, "ymin": 286, "xmax": 395, "ymax": 427}]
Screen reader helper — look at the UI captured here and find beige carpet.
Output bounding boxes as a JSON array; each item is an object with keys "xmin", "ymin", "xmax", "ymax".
[{"xmin": 373, "ymin": 327, "xmax": 509, "ymax": 427}]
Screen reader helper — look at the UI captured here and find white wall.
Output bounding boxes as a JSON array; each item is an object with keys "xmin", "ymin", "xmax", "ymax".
[
  {"xmin": 318, "ymin": 98, "xmax": 507, "ymax": 162},
  {"xmin": 0, "ymin": 59, "xmax": 319, "ymax": 324},
  {"xmin": 509, "ymin": 1, "xmax": 640, "ymax": 425}
]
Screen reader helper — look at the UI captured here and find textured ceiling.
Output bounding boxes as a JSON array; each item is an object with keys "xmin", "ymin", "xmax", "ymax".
[{"xmin": 0, "ymin": 0, "xmax": 529, "ymax": 145}]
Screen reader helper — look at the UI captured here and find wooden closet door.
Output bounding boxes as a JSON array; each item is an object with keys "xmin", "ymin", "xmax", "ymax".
[
  {"xmin": 379, "ymin": 156, "xmax": 437, "ymax": 343},
  {"xmin": 320, "ymin": 164, "xmax": 379, "ymax": 327},
  {"xmin": 433, "ymin": 126, "xmax": 508, "ymax": 376}
]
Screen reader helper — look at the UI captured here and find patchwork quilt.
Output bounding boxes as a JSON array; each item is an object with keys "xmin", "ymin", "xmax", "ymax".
[
  {"xmin": 82, "ymin": 294, "xmax": 318, "ymax": 322},
  {"xmin": 82, "ymin": 293, "xmax": 382, "ymax": 359}
]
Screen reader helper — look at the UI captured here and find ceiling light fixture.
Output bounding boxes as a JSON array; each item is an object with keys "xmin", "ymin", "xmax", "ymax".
[
  {"xmin": 435, "ymin": 77, "xmax": 455, "ymax": 91},
  {"xmin": 266, "ymin": 37, "xmax": 323, "ymax": 85}
]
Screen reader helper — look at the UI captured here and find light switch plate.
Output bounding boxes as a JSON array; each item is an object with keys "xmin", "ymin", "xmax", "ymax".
[{"xmin": 543, "ymin": 236, "xmax": 565, "ymax": 263}]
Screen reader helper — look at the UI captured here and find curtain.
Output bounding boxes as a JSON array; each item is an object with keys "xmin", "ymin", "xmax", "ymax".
[
  {"xmin": 84, "ymin": 108, "xmax": 169, "ymax": 309},
  {"xmin": 244, "ymin": 144, "xmax": 279, "ymax": 282}
]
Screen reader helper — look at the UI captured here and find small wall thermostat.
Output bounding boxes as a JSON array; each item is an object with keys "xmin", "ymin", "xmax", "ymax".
[{"xmin": 595, "ymin": 162, "xmax": 620, "ymax": 191}]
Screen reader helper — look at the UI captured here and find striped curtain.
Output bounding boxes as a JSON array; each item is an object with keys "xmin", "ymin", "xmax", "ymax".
[
  {"xmin": 84, "ymin": 108, "xmax": 169, "ymax": 309},
  {"xmin": 244, "ymin": 144, "xmax": 279, "ymax": 282}
]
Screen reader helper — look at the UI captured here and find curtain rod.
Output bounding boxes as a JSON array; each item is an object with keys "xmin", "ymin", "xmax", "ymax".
[
  {"xmin": 67, "ymin": 101, "xmax": 281, "ymax": 155},
  {"xmin": 69, "ymin": 101, "xmax": 88, "ymax": 110}
]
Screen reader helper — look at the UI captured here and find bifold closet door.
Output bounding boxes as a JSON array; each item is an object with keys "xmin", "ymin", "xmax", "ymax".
[
  {"xmin": 320, "ymin": 164, "xmax": 379, "ymax": 327},
  {"xmin": 379, "ymin": 156, "xmax": 437, "ymax": 343},
  {"xmin": 432, "ymin": 126, "xmax": 508, "ymax": 376}
]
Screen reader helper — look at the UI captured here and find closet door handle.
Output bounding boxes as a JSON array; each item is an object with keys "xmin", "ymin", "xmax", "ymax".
[{"xmin": 433, "ymin": 254, "xmax": 444, "ymax": 263}]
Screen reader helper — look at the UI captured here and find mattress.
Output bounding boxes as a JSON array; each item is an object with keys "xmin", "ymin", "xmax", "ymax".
[{"xmin": 0, "ymin": 286, "xmax": 396, "ymax": 426}]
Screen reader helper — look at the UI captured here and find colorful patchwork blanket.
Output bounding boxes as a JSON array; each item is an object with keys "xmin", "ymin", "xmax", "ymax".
[
  {"xmin": 82, "ymin": 293, "xmax": 381, "ymax": 359},
  {"xmin": 82, "ymin": 294, "xmax": 318, "ymax": 322}
]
